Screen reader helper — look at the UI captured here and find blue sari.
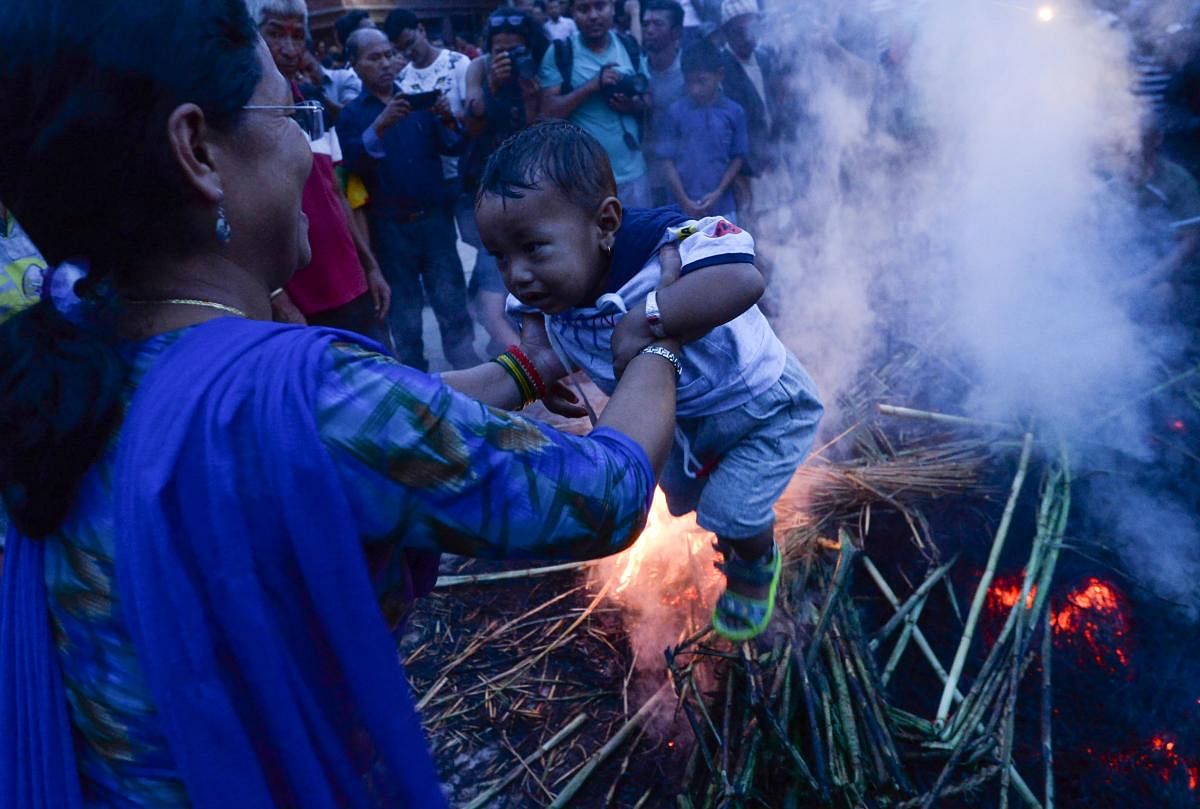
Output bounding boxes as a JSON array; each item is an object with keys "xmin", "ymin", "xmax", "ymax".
[{"xmin": 2, "ymin": 320, "xmax": 444, "ymax": 807}]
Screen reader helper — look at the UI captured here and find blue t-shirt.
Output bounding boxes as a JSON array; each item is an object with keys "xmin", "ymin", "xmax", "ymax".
[
  {"xmin": 539, "ymin": 32, "xmax": 649, "ymax": 186},
  {"xmin": 656, "ymin": 95, "xmax": 749, "ymax": 215}
]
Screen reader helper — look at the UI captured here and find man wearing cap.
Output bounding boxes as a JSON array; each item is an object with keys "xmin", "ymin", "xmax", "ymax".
[{"xmin": 719, "ymin": 0, "xmax": 779, "ymax": 192}]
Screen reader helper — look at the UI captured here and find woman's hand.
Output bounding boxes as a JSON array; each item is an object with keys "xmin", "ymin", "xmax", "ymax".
[
  {"xmin": 517, "ymin": 312, "xmax": 568, "ymax": 381},
  {"xmin": 611, "ymin": 241, "xmax": 683, "ymax": 377}
]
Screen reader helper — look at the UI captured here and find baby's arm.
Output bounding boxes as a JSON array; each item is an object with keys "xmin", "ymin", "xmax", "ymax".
[{"xmin": 611, "ymin": 259, "xmax": 764, "ymax": 373}]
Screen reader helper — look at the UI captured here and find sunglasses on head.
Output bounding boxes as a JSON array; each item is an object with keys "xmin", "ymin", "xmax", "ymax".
[{"xmin": 489, "ymin": 14, "xmax": 526, "ymax": 27}]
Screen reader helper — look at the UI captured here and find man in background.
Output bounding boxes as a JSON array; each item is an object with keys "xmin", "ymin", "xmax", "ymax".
[
  {"xmin": 544, "ymin": 0, "xmax": 579, "ymax": 41},
  {"xmin": 719, "ymin": 0, "xmax": 778, "ymax": 218},
  {"xmin": 340, "ymin": 29, "xmax": 481, "ymax": 370},
  {"xmin": 641, "ymin": 0, "xmax": 686, "ymax": 205},
  {"xmin": 249, "ymin": 0, "xmax": 392, "ymax": 340},
  {"xmin": 539, "ymin": 0, "xmax": 653, "ymax": 207}
]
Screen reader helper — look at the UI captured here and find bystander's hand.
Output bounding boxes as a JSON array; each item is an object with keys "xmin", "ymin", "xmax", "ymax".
[
  {"xmin": 593, "ymin": 63, "xmax": 622, "ymax": 94},
  {"xmin": 432, "ymin": 95, "xmax": 459, "ymax": 128},
  {"xmin": 695, "ymin": 191, "xmax": 722, "ymax": 214},
  {"xmin": 489, "ymin": 52, "xmax": 514, "ymax": 93},
  {"xmin": 606, "ymin": 92, "xmax": 643, "ymax": 115},
  {"xmin": 372, "ymin": 95, "xmax": 411, "ymax": 137},
  {"xmin": 611, "ymin": 242, "xmax": 684, "ymax": 377},
  {"xmin": 270, "ymin": 290, "xmax": 307, "ymax": 325},
  {"xmin": 682, "ymin": 199, "xmax": 709, "ymax": 219},
  {"xmin": 365, "ymin": 267, "xmax": 391, "ymax": 319}
]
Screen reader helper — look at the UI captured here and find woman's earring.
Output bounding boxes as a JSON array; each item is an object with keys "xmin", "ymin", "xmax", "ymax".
[{"xmin": 215, "ymin": 196, "xmax": 232, "ymax": 244}]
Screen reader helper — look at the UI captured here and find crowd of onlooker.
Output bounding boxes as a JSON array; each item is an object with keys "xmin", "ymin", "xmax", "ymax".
[{"xmin": 8, "ymin": 0, "xmax": 1200, "ymax": 371}]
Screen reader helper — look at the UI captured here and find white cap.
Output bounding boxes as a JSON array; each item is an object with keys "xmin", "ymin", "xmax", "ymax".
[{"xmin": 721, "ymin": 0, "xmax": 759, "ymax": 25}]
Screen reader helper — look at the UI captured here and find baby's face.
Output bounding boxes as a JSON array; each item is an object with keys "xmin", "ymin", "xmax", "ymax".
[{"xmin": 476, "ymin": 185, "xmax": 610, "ymax": 314}]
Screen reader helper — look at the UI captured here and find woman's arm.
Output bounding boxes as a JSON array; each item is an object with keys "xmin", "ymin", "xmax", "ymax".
[{"xmin": 317, "ymin": 341, "xmax": 676, "ymax": 561}]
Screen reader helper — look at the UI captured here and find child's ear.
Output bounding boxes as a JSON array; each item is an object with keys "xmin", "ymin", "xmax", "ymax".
[{"xmin": 596, "ymin": 196, "xmax": 623, "ymax": 252}]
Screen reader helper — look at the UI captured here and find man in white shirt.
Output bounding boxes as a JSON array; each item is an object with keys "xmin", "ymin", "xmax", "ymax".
[
  {"xmin": 385, "ymin": 8, "xmax": 472, "ymax": 183},
  {"xmin": 544, "ymin": 0, "xmax": 579, "ymax": 41}
]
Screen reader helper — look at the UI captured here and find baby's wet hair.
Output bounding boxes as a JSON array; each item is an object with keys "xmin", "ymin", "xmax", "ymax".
[{"xmin": 478, "ymin": 120, "xmax": 618, "ymax": 211}]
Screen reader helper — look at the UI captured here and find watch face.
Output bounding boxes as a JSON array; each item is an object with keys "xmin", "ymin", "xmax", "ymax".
[{"xmin": 22, "ymin": 264, "xmax": 45, "ymax": 300}]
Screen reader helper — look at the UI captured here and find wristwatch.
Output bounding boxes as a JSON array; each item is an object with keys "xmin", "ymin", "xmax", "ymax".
[{"xmin": 644, "ymin": 290, "xmax": 668, "ymax": 338}]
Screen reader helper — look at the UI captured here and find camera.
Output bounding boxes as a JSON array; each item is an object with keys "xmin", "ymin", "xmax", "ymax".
[
  {"xmin": 508, "ymin": 46, "xmax": 538, "ymax": 82},
  {"xmin": 603, "ymin": 71, "xmax": 649, "ymax": 98}
]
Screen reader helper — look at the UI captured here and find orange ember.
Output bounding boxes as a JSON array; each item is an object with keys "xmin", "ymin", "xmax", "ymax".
[
  {"xmin": 1052, "ymin": 577, "xmax": 1131, "ymax": 672},
  {"xmin": 1101, "ymin": 734, "xmax": 1200, "ymax": 793},
  {"xmin": 983, "ymin": 575, "xmax": 1131, "ymax": 672}
]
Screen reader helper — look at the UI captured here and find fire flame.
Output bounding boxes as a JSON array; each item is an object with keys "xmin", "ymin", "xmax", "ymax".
[{"xmin": 605, "ymin": 488, "xmax": 721, "ymax": 602}]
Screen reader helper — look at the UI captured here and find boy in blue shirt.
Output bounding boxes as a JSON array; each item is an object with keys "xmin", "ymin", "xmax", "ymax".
[
  {"xmin": 657, "ymin": 40, "xmax": 749, "ymax": 222},
  {"xmin": 476, "ymin": 121, "xmax": 823, "ymax": 640}
]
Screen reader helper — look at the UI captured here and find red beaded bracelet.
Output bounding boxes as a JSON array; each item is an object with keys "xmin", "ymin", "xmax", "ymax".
[{"xmin": 507, "ymin": 345, "xmax": 548, "ymax": 400}]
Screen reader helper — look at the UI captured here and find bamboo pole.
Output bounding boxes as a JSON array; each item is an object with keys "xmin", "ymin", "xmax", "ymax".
[
  {"xmin": 435, "ymin": 560, "xmax": 594, "ymax": 587},
  {"xmin": 935, "ymin": 433, "xmax": 1035, "ymax": 730},
  {"xmin": 805, "ymin": 530, "xmax": 859, "ymax": 670},
  {"xmin": 870, "ymin": 553, "xmax": 959, "ymax": 650},
  {"xmin": 463, "ymin": 713, "xmax": 588, "ymax": 809},
  {"xmin": 877, "ymin": 403, "xmax": 1020, "ymax": 433},
  {"xmin": 1042, "ymin": 608, "xmax": 1055, "ymax": 809},
  {"xmin": 547, "ymin": 683, "xmax": 672, "ymax": 809}
]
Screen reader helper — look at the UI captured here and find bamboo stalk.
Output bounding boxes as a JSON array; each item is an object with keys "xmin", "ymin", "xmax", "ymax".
[
  {"xmin": 935, "ymin": 433, "xmax": 1035, "ymax": 730},
  {"xmin": 463, "ymin": 712, "xmax": 588, "ymax": 809},
  {"xmin": 869, "ymin": 553, "xmax": 958, "ymax": 650},
  {"xmin": 799, "ymin": 650, "xmax": 832, "ymax": 801},
  {"xmin": 1042, "ymin": 608, "xmax": 1055, "ymax": 809},
  {"xmin": 547, "ymin": 683, "xmax": 672, "ymax": 809},
  {"xmin": 882, "ymin": 596, "xmax": 927, "ymax": 686},
  {"xmin": 805, "ymin": 530, "xmax": 859, "ymax": 670},
  {"xmin": 877, "ymin": 403, "xmax": 1020, "ymax": 433},
  {"xmin": 434, "ymin": 560, "xmax": 595, "ymax": 587}
]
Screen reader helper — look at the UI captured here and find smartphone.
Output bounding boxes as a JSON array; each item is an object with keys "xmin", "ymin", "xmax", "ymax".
[{"xmin": 399, "ymin": 90, "xmax": 441, "ymax": 111}]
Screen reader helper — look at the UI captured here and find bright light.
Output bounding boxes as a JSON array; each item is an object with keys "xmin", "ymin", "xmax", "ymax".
[{"xmin": 1036, "ymin": 6, "xmax": 1055, "ymax": 22}]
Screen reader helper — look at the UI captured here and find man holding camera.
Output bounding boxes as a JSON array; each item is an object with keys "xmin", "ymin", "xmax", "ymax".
[
  {"xmin": 539, "ymin": 0, "xmax": 653, "ymax": 208},
  {"xmin": 339, "ymin": 28, "xmax": 482, "ymax": 372}
]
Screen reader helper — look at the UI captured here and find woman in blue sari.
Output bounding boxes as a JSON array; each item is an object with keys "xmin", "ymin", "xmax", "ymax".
[{"xmin": 0, "ymin": 1, "xmax": 686, "ymax": 806}]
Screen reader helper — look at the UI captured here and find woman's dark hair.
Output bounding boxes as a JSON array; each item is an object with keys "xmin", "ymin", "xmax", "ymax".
[
  {"xmin": 478, "ymin": 120, "xmax": 617, "ymax": 211},
  {"xmin": 484, "ymin": 6, "xmax": 550, "ymax": 62},
  {"xmin": 0, "ymin": 0, "xmax": 261, "ymax": 538}
]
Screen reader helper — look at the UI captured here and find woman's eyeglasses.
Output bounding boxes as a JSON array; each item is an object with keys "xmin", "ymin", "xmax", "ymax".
[
  {"xmin": 242, "ymin": 100, "xmax": 325, "ymax": 142},
  {"xmin": 489, "ymin": 14, "xmax": 526, "ymax": 27}
]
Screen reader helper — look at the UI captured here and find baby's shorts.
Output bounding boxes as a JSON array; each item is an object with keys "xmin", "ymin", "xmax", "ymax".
[{"xmin": 659, "ymin": 354, "xmax": 824, "ymax": 539}]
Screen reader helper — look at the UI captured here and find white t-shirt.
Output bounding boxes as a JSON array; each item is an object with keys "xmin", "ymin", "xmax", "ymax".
[
  {"xmin": 678, "ymin": 0, "xmax": 702, "ymax": 27},
  {"xmin": 545, "ymin": 16, "xmax": 579, "ymax": 41},
  {"xmin": 398, "ymin": 49, "xmax": 471, "ymax": 179},
  {"xmin": 508, "ymin": 212, "xmax": 786, "ymax": 417}
]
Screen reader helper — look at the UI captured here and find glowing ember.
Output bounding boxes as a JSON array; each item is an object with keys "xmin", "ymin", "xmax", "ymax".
[
  {"xmin": 1170, "ymin": 418, "xmax": 1187, "ymax": 433},
  {"xmin": 1036, "ymin": 6, "xmax": 1056, "ymax": 23},
  {"xmin": 1052, "ymin": 577, "xmax": 1131, "ymax": 672},
  {"xmin": 1098, "ymin": 734, "xmax": 1199, "ymax": 793}
]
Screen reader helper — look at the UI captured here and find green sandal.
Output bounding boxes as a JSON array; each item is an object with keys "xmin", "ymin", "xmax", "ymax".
[{"xmin": 711, "ymin": 543, "xmax": 782, "ymax": 642}]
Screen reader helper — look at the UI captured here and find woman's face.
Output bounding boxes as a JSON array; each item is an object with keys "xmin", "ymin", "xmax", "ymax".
[{"xmin": 216, "ymin": 41, "xmax": 313, "ymax": 288}]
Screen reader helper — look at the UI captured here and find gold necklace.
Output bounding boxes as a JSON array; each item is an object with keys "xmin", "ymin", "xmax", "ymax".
[{"xmin": 126, "ymin": 298, "xmax": 248, "ymax": 318}]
